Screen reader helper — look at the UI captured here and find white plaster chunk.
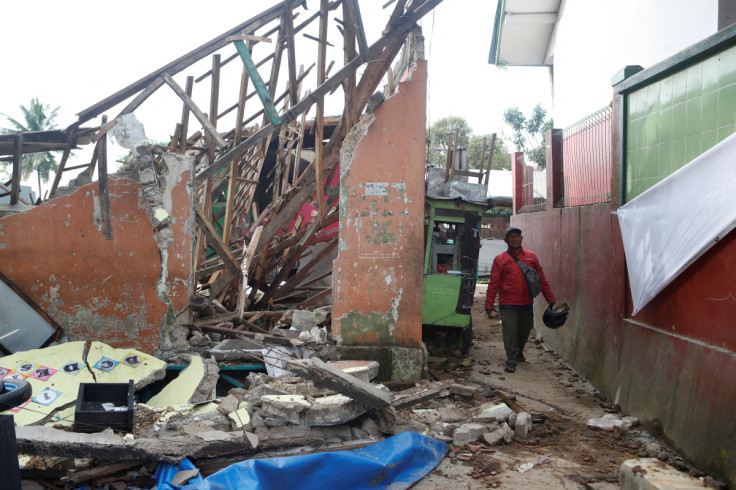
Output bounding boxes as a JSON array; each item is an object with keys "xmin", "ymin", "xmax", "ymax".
[
  {"xmin": 109, "ymin": 113, "xmax": 148, "ymax": 150},
  {"xmin": 228, "ymin": 401, "xmax": 251, "ymax": 428}
]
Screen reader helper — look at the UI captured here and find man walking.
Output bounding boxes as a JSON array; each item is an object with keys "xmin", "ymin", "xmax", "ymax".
[{"xmin": 485, "ymin": 227, "xmax": 556, "ymax": 373}]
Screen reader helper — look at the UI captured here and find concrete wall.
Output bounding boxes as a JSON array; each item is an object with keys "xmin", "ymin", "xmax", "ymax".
[
  {"xmin": 0, "ymin": 157, "xmax": 194, "ymax": 354},
  {"xmin": 332, "ymin": 60, "xmax": 427, "ymax": 379}
]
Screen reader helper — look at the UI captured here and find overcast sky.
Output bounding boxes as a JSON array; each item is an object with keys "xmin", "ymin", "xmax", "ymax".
[{"xmin": 1, "ymin": 0, "xmax": 551, "ymax": 193}]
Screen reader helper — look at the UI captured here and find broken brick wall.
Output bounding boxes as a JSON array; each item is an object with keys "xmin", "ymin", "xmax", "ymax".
[
  {"xmin": 0, "ymin": 155, "xmax": 194, "ymax": 354},
  {"xmin": 332, "ymin": 60, "xmax": 427, "ymax": 349}
]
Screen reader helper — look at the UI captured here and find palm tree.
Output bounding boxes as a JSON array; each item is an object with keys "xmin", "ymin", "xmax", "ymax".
[{"xmin": 1, "ymin": 98, "xmax": 61, "ymax": 200}]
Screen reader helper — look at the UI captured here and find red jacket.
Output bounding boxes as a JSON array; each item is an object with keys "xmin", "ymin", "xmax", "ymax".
[{"xmin": 485, "ymin": 248, "xmax": 555, "ymax": 308}]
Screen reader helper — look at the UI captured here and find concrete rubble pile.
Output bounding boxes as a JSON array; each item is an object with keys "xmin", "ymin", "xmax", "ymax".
[{"xmin": 2, "ymin": 335, "xmax": 556, "ymax": 485}]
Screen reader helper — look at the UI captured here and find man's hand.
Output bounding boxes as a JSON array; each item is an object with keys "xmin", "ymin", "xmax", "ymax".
[{"xmin": 485, "ymin": 307, "xmax": 497, "ymax": 318}]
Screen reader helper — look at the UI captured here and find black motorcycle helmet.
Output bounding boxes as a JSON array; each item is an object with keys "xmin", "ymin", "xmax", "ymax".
[{"xmin": 543, "ymin": 303, "xmax": 569, "ymax": 329}]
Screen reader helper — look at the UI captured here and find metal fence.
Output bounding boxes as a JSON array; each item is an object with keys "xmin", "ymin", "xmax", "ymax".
[{"xmin": 559, "ymin": 105, "xmax": 613, "ymax": 207}]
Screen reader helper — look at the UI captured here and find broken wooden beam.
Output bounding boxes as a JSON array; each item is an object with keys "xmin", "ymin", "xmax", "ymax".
[
  {"xmin": 161, "ymin": 72, "xmax": 227, "ymax": 148},
  {"xmin": 10, "ymin": 133, "xmax": 22, "ymax": 205},
  {"xmin": 97, "ymin": 116, "xmax": 113, "ymax": 240},
  {"xmin": 232, "ymin": 40, "xmax": 282, "ymax": 126},
  {"xmin": 194, "ymin": 206, "xmax": 240, "ymax": 276},
  {"xmin": 392, "ymin": 385, "xmax": 450, "ymax": 410}
]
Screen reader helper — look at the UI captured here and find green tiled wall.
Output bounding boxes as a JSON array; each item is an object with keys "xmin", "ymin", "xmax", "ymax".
[{"xmin": 625, "ymin": 44, "xmax": 736, "ymax": 201}]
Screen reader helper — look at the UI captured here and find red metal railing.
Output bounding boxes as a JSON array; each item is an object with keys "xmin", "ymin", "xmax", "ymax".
[{"xmin": 560, "ymin": 105, "xmax": 612, "ymax": 206}]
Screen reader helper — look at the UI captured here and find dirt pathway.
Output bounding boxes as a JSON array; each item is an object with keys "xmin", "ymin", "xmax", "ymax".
[{"xmin": 413, "ymin": 284, "xmax": 695, "ymax": 489}]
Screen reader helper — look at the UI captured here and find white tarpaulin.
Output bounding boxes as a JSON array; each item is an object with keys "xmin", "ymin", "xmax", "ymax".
[{"xmin": 617, "ymin": 132, "xmax": 736, "ymax": 315}]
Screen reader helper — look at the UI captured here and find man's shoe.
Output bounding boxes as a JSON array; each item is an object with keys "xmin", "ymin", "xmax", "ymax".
[
  {"xmin": 517, "ymin": 353, "xmax": 526, "ymax": 363},
  {"xmin": 504, "ymin": 362, "xmax": 516, "ymax": 373}
]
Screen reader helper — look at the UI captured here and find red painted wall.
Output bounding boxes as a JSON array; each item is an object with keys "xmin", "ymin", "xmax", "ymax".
[
  {"xmin": 0, "ymin": 174, "xmax": 193, "ymax": 353},
  {"xmin": 512, "ymin": 141, "xmax": 736, "ymax": 484},
  {"xmin": 633, "ymin": 231, "xmax": 736, "ymax": 351},
  {"xmin": 333, "ymin": 60, "xmax": 427, "ymax": 349}
]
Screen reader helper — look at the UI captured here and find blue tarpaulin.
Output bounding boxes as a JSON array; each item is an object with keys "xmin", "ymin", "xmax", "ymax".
[
  {"xmin": 183, "ymin": 431, "xmax": 448, "ymax": 490},
  {"xmin": 155, "ymin": 457, "xmax": 204, "ymax": 489}
]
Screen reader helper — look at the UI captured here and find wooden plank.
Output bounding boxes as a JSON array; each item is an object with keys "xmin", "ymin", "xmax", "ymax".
[
  {"xmin": 97, "ymin": 116, "xmax": 113, "ymax": 240},
  {"xmin": 237, "ymin": 225, "xmax": 262, "ymax": 316},
  {"xmin": 303, "ymin": 33, "xmax": 334, "ymax": 47},
  {"xmin": 342, "ymin": 0, "xmax": 358, "ymax": 127},
  {"xmin": 444, "ymin": 132, "xmax": 453, "ymax": 182},
  {"xmin": 222, "ymin": 60, "xmax": 251, "ymax": 246},
  {"xmin": 161, "ymin": 72, "xmax": 226, "ymax": 148},
  {"xmin": 453, "ymin": 169, "xmax": 484, "ymax": 178},
  {"xmin": 284, "ymin": 0, "xmax": 299, "ymax": 107},
  {"xmin": 270, "ymin": 238, "xmax": 337, "ymax": 302},
  {"xmin": 90, "ymin": 118, "xmax": 118, "ymax": 144},
  {"xmin": 491, "ymin": 389, "xmax": 525, "ymax": 413},
  {"xmin": 199, "ymin": 323, "xmax": 302, "ymax": 346},
  {"xmin": 479, "ymin": 136, "xmax": 487, "ymax": 177},
  {"xmin": 10, "ymin": 133, "xmax": 22, "ymax": 205},
  {"xmin": 314, "ymin": 0, "xmax": 329, "ymax": 219},
  {"xmin": 350, "ymin": 0, "xmax": 371, "ymax": 62},
  {"xmin": 194, "ymin": 205, "xmax": 240, "ymax": 276},
  {"xmin": 179, "ymin": 76, "xmax": 194, "ymax": 154},
  {"xmin": 448, "ymin": 128, "xmax": 459, "ymax": 181},
  {"xmin": 485, "ymin": 133, "xmax": 496, "ymax": 184},
  {"xmin": 76, "ymin": 3, "xmax": 288, "ymax": 124},
  {"xmin": 207, "ymin": 54, "xmax": 221, "ymax": 171},
  {"xmin": 296, "ymin": 287, "xmax": 331, "ymax": 309},
  {"xmin": 225, "ymin": 34, "xmax": 273, "ymax": 43},
  {"xmin": 232, "ymin": 40, "xmax": 282, "ymax": 126}
]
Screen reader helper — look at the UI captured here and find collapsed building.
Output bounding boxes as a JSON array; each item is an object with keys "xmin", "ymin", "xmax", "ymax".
[{"xmin": 0, "ymin": 0, "xmax": 445, "ymax": 379}]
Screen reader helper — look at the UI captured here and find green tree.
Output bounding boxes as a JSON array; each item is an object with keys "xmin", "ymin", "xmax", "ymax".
[
  {"xmin": 468, "ymin": 134, "xmax": 512, "ymax": 171},
  {"xmin": 427, "ymin": 116, "xmax": 473, "ymax": 166},
  {"xmin": 502, "ymin": 103, "xmax": 552, "ymax": 168},
  {"xmin": 1, "ymin": 98, "xmax": 61, "ymax": 200}
]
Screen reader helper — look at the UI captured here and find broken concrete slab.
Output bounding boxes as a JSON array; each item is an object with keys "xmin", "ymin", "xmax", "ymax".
[
  {"xmin": 501, "ymin": 422, "xmax": 514, "ymax": 443},
  {"xmin": 481, "ymin": 429, "xmax": 504, "ymax": 446},
  {"xmin": 449, "ymin": 383, "xmax": 481, "ymax": 398},
  {"xmin": 291, "ymin": 310, "xmax": 319, "ymax": 331},
  {"xmin": 302, "ymin": 394, "xmax": 370, "ymax": 426},
  {"xmin": 437, "ymin": 407, "xmax": 467, "ymax": 423},
  {"xmin": 245, "ymin": 383, "xmax": 289, "ymax": 406},
  {"xmin": 328, "ymin": 360, "xmax": 380, "ymax": 383},
  {"xmin": 619, "ymin": 458, "xmax": 708, "ymax": 490},
  {"xmin": 0, "ymin": 341, "xmax": 166, "ymax": 426},
  {"xmin": 216, "ymin": 395, "xmax": 240, "ymax": 415},
  {"xmin": 261, "ymin": 395, "xmax": 311, "ymax": 425},
  {"xmin": 147, "ymin": 356, "xmax": 218, "ymax": 409},
  {"xmin": 288, "ymin": 358, "xmax": 392, "ymax": 408},
  {"xmin": 452, "ymin": 422, "xmax": 488, "ymax": 446},
  {"xmin": 15, "ymin": 425, "xmax": 254, "ymax": 464}
]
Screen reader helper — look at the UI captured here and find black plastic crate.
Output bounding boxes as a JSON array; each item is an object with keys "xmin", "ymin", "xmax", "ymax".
[{"xmin": 74, "ymin": 380, "xmax": 134, "ymax": 433}]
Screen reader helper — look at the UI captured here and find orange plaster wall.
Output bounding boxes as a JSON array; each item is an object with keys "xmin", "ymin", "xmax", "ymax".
[
  {"xmin": 333, "ymin": 60, "xmax": 427, "ymax": 349},
  {"xmin": 0, "ymin": 171, "xmax": 193, "ymax": 353}
]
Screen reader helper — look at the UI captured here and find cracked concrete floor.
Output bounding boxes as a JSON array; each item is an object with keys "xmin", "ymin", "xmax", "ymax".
[{"xmin": 413, "ymin": 284, "xmax": 694, "ymax": 490}]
